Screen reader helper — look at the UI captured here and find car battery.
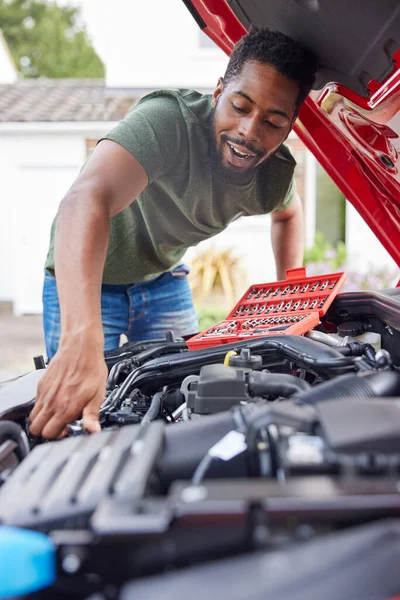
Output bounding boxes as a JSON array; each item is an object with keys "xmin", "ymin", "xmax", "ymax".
[{"xmin": 187, "ymin": 267, "xmax": 346, "ymax": 350}]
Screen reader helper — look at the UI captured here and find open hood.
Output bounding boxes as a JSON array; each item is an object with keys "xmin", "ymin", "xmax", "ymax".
[{"xmin": 182, "ymin": 0, "xmax": 400, "ymax": 268}]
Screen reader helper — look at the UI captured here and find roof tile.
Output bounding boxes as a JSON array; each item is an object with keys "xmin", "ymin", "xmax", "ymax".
[{"xmin": 0, "ymin": 79, "xmax": 138, "ymax": 122}]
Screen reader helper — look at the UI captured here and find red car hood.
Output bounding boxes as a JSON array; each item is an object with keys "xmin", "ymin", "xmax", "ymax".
[{"xmin": 183, "ymin": 0, "xmax": 400, "ymax": 268}]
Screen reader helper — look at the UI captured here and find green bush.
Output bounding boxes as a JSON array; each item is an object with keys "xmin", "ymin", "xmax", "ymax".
[
  {"xmin": 304, "ymin": 231, "xmax": 347, "ymax": 271},
  {"xmin": 195, "ymin": 304, "xmax": 228, "ymax": 331}
]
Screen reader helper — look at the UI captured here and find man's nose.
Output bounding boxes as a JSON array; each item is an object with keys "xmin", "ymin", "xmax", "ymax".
[{"xmin": 238, "ymin": 115, "xmax": 261, "ymax": 143}]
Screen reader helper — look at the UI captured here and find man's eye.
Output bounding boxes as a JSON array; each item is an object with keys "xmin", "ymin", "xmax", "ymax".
[
  {"xmin": 266, "ymin": 121, "xmax": 282, "ymax": 129},
  {"xmin": 232, "ymin": 104, "xmax": 246, "ymax": 114}
]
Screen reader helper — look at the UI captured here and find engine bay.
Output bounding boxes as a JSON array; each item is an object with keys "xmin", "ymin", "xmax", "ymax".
[{"xmin": 1, "ymin": 286, "xmax": 400, "ymax": 597}]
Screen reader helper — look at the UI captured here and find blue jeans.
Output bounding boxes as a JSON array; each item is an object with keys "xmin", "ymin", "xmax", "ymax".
[{"xmin": 42, "ymin": 265, "xmax": 199, "ymax": 359}]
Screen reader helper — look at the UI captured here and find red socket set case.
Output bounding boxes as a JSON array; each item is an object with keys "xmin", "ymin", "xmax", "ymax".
[{"xmin": 187, "ymin": 267, "xmax": 347, "ymax": 350}]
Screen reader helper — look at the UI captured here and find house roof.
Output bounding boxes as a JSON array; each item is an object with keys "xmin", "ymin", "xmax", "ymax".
[{"xmin": 0, "ymin": 79, "xmax": 138, "ymax": 122}]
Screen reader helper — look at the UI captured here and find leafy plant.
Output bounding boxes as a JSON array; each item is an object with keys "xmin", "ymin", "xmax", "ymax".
[
  {"xmin": 303, "ymin": 231, "xmax": 346, "ymax": 271},
  {"xmin": 188, "ymin": 246, "xmax": 247, "ymax": 309},
  {"xmin": 195, "ymin": 304, "xmax": 228, "ymax": 331},
  {"xmin": 0, "ymin": 0, "xmax": 104, "ymax": 78}
]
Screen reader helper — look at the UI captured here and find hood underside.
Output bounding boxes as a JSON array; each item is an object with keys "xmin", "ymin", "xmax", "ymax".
[{"xmin": 183, "ymin": 0, "xmax": 400, "ymax": 268}]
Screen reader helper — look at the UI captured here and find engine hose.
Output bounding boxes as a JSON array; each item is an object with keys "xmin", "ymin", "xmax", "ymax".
[
  {"xmin": 247, "ymin": 372, "xmax": 311, "ymax": 398},
  {"xmin": 339, "ymin": 340, "xmax": 376, "ymax": 362},
  {"xmin": 106, "ymin": 342, "xmax": 188, "ymax": 390},
  {"xmin": 0, "ymin": 420, "xmax": 29, "ymax": 462},
  {"xmin": 157, "ymin": 398, "xmax": 316, "ymax": 488},
  {"xmin": 104, "ymin": 339, "xmax": 177, "ymax": 368},
  {"xmin": 305, "ymin": 331, "xmax": 378, "ymax": 365},
  {"xmin": 141, "ymin": 391, "xmax": 164, "ymax": 426},
  {"xmin": 155, "ymin": 411, "xmax": 239, "ymax": 490},
  {"xmin": 111, "ymin": 336, "xmax": 356, "ymax": 404},
  {"xmin": 106, "ymin": 359, "xmax": 132, "ymax": 391},
  {"xmin": 295, "ymin": 370, "xmax": 400, "ymax": 405},
  {"xmin": 359, "ymin": 344, "xmax": 376, "ymax": 363},
  {"xmin": 99, "ymin": 388, "xmax": 119, "ymax": 417},
  {"xmin": 305, "ymin": 330, "xmax": 341, "ymax": 347},
  {"xmin": 117, "ymin": 353, "xmax": 354, "ymax": 401},
  {"xmin": 239, "ymin": 401, "xmax": 318, "ymax": 475},
  {"xmin": 131, "ymin": 341, "xmax": 188, "ymax": 366}
]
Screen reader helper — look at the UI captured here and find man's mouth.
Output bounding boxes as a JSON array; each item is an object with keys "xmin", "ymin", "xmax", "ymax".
[
  {"xmin": 227, "ymin": 141, "xmax": 257, "ymax": 159},
  {"xmin": 224, "ymin": 140, "xmax": 262, "ymax": 169}
]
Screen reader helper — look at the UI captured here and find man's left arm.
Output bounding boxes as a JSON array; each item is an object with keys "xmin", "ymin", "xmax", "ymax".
[{"xmin": 271, "ymin": 192, "xmax": 304, "ymax": 280}]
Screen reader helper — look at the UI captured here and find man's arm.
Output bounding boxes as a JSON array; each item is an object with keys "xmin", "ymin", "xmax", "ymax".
[
  {"xmin": 29, "ymin": 140, "xmax": 148, "ymax": 439},
  {"xmin": 270, "ymin": 193, "xmax": 304, "ymax": 280}
]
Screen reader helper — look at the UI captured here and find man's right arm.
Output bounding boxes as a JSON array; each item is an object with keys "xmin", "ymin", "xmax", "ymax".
[{"xmin": 29, "ymin": 140, "xmax": 148, "ymax": 439}]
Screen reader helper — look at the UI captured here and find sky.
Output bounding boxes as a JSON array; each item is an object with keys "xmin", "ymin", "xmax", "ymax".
[
  {"xmin": 56, "ymin": 0, "xmax": 228, "ymax": 89},
  {"xmin": 58, "ymin": 0, "xmax": 207, "ymax": 61}
]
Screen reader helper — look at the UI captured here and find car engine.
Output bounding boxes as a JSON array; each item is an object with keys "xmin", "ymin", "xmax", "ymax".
[{"xmin": 1, "ymin": 287, "xmax": 400, "ymax": 598}]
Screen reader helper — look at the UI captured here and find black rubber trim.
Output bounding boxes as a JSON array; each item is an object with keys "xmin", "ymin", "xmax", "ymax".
[
  {"xmin": 326, "ymin": 290, "xmax": 400, "ymax": 330},
  {"xmin": 181, "ymin": 0, "xmax": 206, "ymax": 30}
]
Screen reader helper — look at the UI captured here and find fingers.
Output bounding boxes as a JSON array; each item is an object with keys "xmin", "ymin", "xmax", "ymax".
[
  {"xmin": 41, "ymin": 413, "xmax": 72, "ymax": 440},
  {"xmin": 33, "ymin": 397, "xmax": 103, "ymax": 439},
  {"xmin": 82, "ymin": 378, "xmax": 106, "ymax": 434},
  {"xmin": 29, "ymin": 383, "xmax": 47, "ymax": 423},
  {"xmin": 29, "ymin": 353, "xmax": 107, "ymax": 439},
  {"xmin": 29, "ymin": 368, "xmax": 58, "ymax": 432},
  {"xmin": 29, "ymin": 400, "xmax": 42, "ymax": 423},
  {"xmin": 30, "ymin": 393, "xmax": 102, "ymax": 439},
  {"xmin": 29, "ymin": 404, "xmax": 54, "ymax": 437},
  {"xmin": 29, "ymin": 376, "xmax": 57, "ymax": 437},
  {"xmin": 82, "ymin": 402, "xmax": 101, "ymax": 434}
]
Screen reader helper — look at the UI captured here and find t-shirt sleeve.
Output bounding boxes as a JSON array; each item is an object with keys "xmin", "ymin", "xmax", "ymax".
[
  {"xmin": 271, "ymin": 176, "xmax": 297, "ymax": 212},
  {"xmin": 101, "ymin": 95, "xmax": 186, "ymax": 184}
]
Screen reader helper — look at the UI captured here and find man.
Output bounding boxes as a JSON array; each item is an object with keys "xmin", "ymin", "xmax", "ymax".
[{"xmin": 30, "ymin": 27, "xmax": 318, "ymax": 439}]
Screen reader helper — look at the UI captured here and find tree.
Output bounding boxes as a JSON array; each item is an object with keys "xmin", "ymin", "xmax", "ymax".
[{"xmin": 0, "ymin": 0, "xmax": 105, "ymax": 78}]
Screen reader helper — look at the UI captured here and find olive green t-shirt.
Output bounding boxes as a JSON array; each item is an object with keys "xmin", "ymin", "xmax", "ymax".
[{"xmin": 45, "ymin": 89, "xmax": 296, "ymax": 284}]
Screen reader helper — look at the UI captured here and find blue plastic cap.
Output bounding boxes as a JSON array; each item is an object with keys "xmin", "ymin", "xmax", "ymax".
[{"xmin": 0, "ymin": 526, "xmax": 56, "ymax": 598}]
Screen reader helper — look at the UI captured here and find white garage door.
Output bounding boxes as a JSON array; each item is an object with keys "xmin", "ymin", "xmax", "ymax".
[{"xmin": 13, "ymin": 165, "xmax": 78, "ymax": 315}]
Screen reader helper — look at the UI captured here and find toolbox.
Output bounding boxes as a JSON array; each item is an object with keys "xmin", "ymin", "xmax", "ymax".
[{"xmin": 187, "ymin": 267, "xmax": 346, "ymax": 350}]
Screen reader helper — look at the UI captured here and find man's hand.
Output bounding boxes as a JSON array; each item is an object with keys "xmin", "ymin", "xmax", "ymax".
[{"xmin": 29, "ymin": 333, "xmax": 108, "ymax": 439}]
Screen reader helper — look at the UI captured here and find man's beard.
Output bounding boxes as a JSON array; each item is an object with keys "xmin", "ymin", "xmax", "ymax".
[{"xmin": 208, "ymin": 105, "xmax": 265, "ymax": 185}]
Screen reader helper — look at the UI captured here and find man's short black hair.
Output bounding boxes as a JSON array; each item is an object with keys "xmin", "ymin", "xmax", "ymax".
[{"xmin": 224, "ymin": 27, "xmax": 318, "ymax": 113}]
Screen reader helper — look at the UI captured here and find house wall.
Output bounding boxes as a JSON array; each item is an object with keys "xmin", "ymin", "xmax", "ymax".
[{"xmin": 0, "ymin": 124, "xmax": 111, "ymax": 314}]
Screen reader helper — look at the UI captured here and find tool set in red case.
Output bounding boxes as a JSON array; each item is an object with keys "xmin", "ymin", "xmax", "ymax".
[{"xmin": 187, "ymin": 267, "xmax": 346, "ymax": 350}]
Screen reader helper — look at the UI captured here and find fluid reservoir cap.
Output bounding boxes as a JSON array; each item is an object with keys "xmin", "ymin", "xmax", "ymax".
[
  {"xmin": 0, "ymin": 527, "xmax": 55, "ymax": 598},
  {"xmin": 229, "ymin": 348, "xmax": 262, "ymax": 370},
  {"xmin": 337, "ymin": 321, "xmax": 366, "ymax": 338}
]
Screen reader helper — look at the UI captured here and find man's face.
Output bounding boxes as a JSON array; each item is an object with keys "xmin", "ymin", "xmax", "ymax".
[{"xmin": 210, "ymin": 61, "xmax": 299, "ymax": 184}]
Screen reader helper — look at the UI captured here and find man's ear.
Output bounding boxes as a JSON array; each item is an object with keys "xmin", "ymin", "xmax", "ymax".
[{"xmin": 211, "ymin": 77, "xmax": 224, "ymax": 108}]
